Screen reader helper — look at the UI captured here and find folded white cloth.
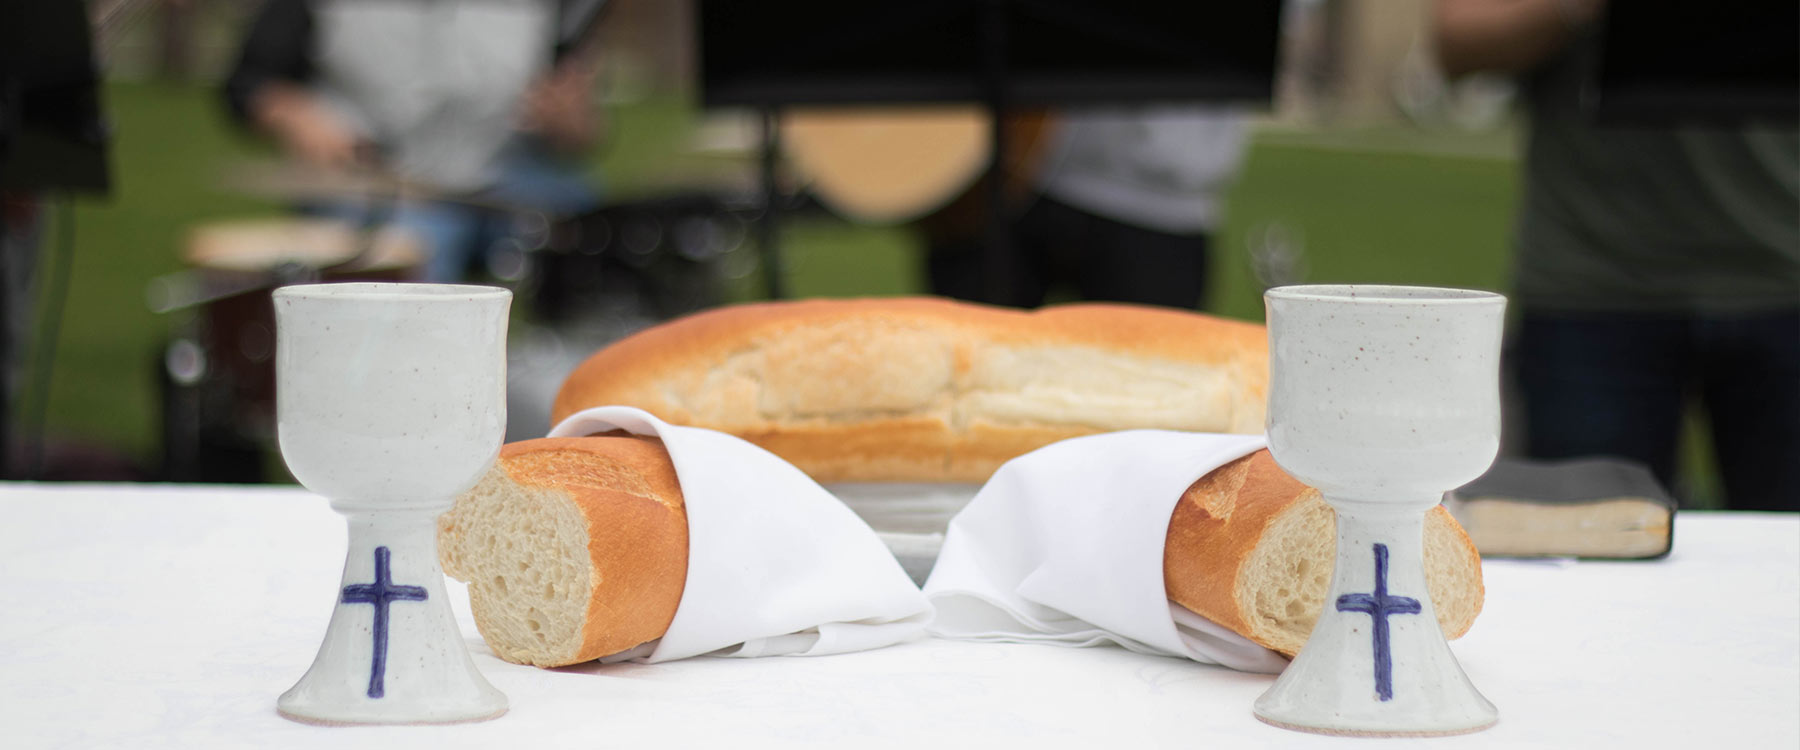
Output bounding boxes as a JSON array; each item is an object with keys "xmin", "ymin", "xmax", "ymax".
[
  {"xmin": 923, "ymin": 430, "xmax": 1291, "ymax": 674},
  {"xmin": 549, "ymin": 406, "xmax": 933, "ymax": 662}
]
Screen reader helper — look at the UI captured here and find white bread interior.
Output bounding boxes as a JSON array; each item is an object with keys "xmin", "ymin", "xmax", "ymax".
[
  {"xmin": 439, "ymin": 467, "xmax": 592, "ymax": 666},
  {"xmin": 438, "ymin": 436, "xmax": 688, "ymax": 667}
]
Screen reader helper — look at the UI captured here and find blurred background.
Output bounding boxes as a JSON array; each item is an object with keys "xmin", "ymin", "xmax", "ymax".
[{"xmin": 1, "ymin": 0, "xmax": 1771, "ymax": 507}]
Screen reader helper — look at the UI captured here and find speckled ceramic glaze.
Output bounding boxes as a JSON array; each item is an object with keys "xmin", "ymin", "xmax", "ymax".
[
  {"xmin": 273, "ymin": 282, "xmax": 510, "ymax": 725},
  {"xmin": 1254, "ymin": 284, "xmax": 1503, "ymax": 736}
]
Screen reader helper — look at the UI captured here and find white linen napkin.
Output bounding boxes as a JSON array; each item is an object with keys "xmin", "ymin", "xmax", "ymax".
[
  {"xmin": 923, "ymin": 430, "xmax": 1292, "ymax": 674},
  {"xmin": 549, "ymin": 406, "xmax": 933, "ymax": 662}
]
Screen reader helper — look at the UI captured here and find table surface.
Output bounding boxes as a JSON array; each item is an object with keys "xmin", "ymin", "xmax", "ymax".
[{"xmin": 2, "ymin": 483, "xmax": 1795, "ymax": 750}]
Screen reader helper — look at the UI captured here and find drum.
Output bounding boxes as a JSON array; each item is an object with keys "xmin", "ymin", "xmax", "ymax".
[
  {"xmin": 159, "ymin": 218, "xmax": 424, "ymax": 482},
  {"xmin": 527, "ymin": 192, "xmax": 754, "ymax": 324}
]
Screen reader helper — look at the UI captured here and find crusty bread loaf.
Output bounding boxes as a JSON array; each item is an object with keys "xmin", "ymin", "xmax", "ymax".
[
  {"xmin": 551, "ymin": 297, "xmax": 1270, "ymax": 483},
  {"xmin": 441, "ymin": 437, "xmax": 1481, "ymax": 667},
  {"xmin": 437, "ymin": 435, "xmax": 688, "ymax": 667},
  {"xmin": 1164, "ymin": 449, "xmax": 1483, "ymax": 657}
]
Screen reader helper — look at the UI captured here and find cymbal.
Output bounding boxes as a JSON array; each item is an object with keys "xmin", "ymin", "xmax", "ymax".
[
  {"xmin": 782, "ymin": 107, "xmax": 990, "ymax": 225},
  {"xmin": 780, "ymin": 107, "xmax": 1060, "ymax": 226},
  {"xmin": 183, "ymin": 217, "xmax": 424, "ymax": 274},
  {"xmin": 148, "ymin": 217, "xmax": 428, "ymax": 314},
  {"xmin": 221, "ymin": 160, "xmax": 539, "ymax": 213}
]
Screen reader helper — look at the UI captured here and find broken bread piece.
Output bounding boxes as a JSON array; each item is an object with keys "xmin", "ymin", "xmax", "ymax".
[
  {"xmin": 1165, "ymin": 449, "xmax": 1484, "ymax": 657},
  {"xmin": 438, "ymin": 435, "xmax": 688, "ymax": 667}
]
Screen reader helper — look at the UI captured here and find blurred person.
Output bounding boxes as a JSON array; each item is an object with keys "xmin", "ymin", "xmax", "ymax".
[
  {"xmin": 2, "ymin": 0, "xmax": 110, "ymax": 478},
  {"xmin": 0, "ymin": 196, "xmax": 44, "ymax": 474},
  {"xmin": 925, "ymin": 105, "xmax": 1250, "ymax": 310},
  {"xmin": 1435, "ymin": 0, "xmax": 1800, "ymax": 511},
  {"xmin": 223, "ymin": 0, "xmax": 606, "ymax": 282}
]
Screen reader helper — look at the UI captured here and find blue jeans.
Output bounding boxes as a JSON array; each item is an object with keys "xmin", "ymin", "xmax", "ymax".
[
  {"xmin": 1514, "ymin": 309, "xmax": 1800, "ymax": 511},
  {"xmin": 306, "ymin": 140, "xmax": 598, "ymax": 282},
  {"xmin": 926, "ymin": 196, "xmax": 1212, "ymax": 309}
]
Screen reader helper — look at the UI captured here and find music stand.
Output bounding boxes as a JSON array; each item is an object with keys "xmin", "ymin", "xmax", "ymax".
[
  {"xmin": 697, "ymin": 0, "xmax": 1282, "ymax": 302},
  {"xmin": 0, "ymin": 0, "xmax": 111, "ymax": 194},
  {"xmin": 1591, "ymin": 0, "xmax": 1798, "ymax": 125}
]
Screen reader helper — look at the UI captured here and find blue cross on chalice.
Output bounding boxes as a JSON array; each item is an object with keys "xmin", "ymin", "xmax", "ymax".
[
  {"xmin": 340, "ymin": 546, "xmax": 429, "ymax": 699},
  {"xmin": 1335, "ymin": 543, "xmax": 1422, "ymax": 702}
]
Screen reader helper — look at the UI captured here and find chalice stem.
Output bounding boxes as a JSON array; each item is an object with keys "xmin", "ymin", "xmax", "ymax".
[
  {"xmin": 1327, "ymin": 502, "xmax": 1432, "ymax": 701},
  {"xmin": 338, "ymin": 511, "xmax": 441, "ymax": 698},
  {"xmin": 278, "ymin": 506, "xmax": 507, "ymax": 724},
  {"xmin": 1254, "ymin": 499, "xmax": 1495, "ymax": 736}
]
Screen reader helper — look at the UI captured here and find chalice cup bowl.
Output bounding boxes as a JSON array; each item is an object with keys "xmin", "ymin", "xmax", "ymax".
[
  {"xmin": 1253, "ymin": 285, "xmax": 1503, "ymax": 737},
  {"xmin": 274, "ymin": 282, "xmax": 510, "ymax": 725}
]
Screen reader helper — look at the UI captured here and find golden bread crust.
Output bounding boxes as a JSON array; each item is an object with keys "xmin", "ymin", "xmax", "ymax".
[
  {"xmin": 490, "ymin": 436, "xmax": 688, "ymax": 664},
  {"xmin": 1164, "ymin": 450, "xmax": 1484, "ymax": 656},
  {"xmin": 551, "ymin": 297, "xmax": 1269, "ymax": 482},
  {"xmin": 1164, "ymin": 450, "xmax": 1312, "ymax": 644}
]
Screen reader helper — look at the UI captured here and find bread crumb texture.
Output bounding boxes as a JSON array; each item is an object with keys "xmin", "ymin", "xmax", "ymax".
[
  {"xmin": 1242, "ymin": 497, "xmax": 1338, "ymax": 655},
  {"xmin": 438, "ymin": 464, "xmax": 591, "ymax": 666},
  {"xmin": 438, "ymin": 436, "xmax": 690, "ymax": 667}
]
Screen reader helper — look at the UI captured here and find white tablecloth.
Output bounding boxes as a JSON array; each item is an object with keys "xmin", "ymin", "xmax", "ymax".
[{"xmin": 1, "ymin": 484, "xmax": 1794, "ymax": 750}]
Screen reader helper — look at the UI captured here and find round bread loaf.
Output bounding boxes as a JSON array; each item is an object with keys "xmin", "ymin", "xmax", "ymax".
[
  {"xmin": 437, "ymin": 435, "xmax": 688, "ymax": 667},
  {"xmin": 1165, "ymin": 449, "xmax": 1483, "ymax": 656},
  {"xmin": 551, "ymin": 297, "xmax": 1269, "ymax": 483}
]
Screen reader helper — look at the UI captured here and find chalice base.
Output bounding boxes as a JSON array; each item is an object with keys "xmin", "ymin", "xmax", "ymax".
[
  {"xmin": 278, "ymin": 509, "xmax": 508, "ymax": 725},
  {"xmin": 1253, "ymin": 503, "xmax": 1496, "ymax": 736}
]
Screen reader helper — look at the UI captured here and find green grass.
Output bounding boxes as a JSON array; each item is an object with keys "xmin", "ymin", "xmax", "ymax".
[
  {"xmin": 38, "ymin": 82, "xmax": 283, "ymax": 468},
  {"xmin": 39, "ymin": 81, "xmax": 1721, "ymax": 506},
  {"xmin": 1213, "ymin": 141, "xmax": 1517, "ymax": 321}
]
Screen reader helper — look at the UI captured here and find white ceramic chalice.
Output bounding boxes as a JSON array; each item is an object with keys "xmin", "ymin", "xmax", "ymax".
[
  {"xmin": 1253, "ymin": 284, "xmax": 1503, "ymax": 737},
  {"xmin": 273, "ymin": 282, "xmax": 510, "ymax": 725}
]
